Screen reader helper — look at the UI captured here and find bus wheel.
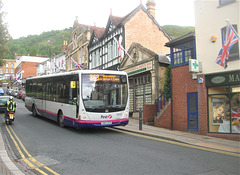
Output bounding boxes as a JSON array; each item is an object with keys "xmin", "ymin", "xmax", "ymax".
[
  {"xmin": 58, "ymin": 111, "xmax": 65, "ymax": 128},
  {"xmin": 32, "ymin": 105, "xmax": 37, "ymax": 117}
]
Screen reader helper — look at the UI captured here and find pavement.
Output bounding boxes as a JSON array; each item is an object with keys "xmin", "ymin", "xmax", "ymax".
[
  {"xmin": 0, "ymin": 123, "xmax": 24, "ymax": 175},
  {"xmin": 0, "ymin": 118, "xmax": 239, "ymax": 175}
]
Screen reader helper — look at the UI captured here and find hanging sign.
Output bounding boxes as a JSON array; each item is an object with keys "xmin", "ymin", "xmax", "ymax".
[{"xmin": 189, "ymin": 59, "xmax": 199, "ymax": 73}]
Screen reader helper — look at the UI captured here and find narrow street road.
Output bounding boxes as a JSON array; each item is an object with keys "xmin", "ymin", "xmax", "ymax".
[{"xmin": 0, "ymin": 99, "xmax": 239, "ymax": 175}]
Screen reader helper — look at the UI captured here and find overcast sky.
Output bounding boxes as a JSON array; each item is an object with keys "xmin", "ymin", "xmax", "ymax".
[{"xmin": 2, "ymin": 0, "xmax": 195, "ymax": 39}]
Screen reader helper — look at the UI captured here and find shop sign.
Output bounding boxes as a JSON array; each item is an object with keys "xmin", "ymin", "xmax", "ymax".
[
  {"xmin": 205, "ymin": 70, "xmax": 240, "ymax": 87},
  {"xmin": 189, "ymin": 59, "xmax": 199, "ymax": 73},
  {"xmin": 124, "ymin": 61, "xmax": 153, "ymax": 76}
]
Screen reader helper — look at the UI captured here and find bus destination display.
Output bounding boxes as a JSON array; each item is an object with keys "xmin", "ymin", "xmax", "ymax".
[{"xmin": 89, "ymin": 74, "xmax": 120, "ymax": 82}]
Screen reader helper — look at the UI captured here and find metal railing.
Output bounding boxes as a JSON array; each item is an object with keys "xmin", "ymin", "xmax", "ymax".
[{"xmin": 155, "ymin": 84, "xmax": 171, "ymax": 116}]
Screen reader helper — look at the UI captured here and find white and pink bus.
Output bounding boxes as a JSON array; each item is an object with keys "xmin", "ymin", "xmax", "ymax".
[{"xmin": 25, "ymin": 70, "xmax": 129, "ymax": 128}]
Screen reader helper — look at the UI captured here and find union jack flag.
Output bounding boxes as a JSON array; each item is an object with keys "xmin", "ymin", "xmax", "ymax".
[
  {"xmin": 216, "ymin": 24, "xmax": 239, "ymax": 68},
  {"xmin": 71, "ymin": 57, "xmax": 84, "ymax": 69}
]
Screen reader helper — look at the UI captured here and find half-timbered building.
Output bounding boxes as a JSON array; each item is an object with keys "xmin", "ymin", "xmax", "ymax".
[{"xmin": 88, "ymin": 0, "xmax": 171, "ymax": 71}]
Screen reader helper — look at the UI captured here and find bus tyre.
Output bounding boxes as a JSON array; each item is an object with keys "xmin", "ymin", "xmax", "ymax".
[
  {"xmin": 58, "ymin": 111, "xmax": 65, "ymax": 128},
  {"xmin": 32, "ymin": 105, "xmax": 37, "ymax": 117}
]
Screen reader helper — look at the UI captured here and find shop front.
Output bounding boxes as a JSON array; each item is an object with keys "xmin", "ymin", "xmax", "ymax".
[
  {"xmin": 205, "ymin": 70, "xmax": 240, "ymax": 134},
  {"xmin": 120, "ymin": 43, "xmax": 170, "ymax": 118},
  {"xmin": 124, "ymin": 61, "xmax": 153, "ymax": 113}
]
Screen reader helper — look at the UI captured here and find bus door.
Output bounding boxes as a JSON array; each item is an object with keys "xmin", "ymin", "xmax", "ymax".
[{"xmin": 70, "ymin": 79, "xmax": 79, "ymax": 118}]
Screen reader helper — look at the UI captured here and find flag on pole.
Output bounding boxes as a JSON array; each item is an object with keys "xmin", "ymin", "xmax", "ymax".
[
  {"xmin": 71, "ymin": 57, "xmax": 84, "ymax": 69},
  {"xmin": 54, "ymin": 62, "xmax": 59, "ymax": 69},
  {"xmin": 12, "ymin": 74, "xmax": 17, "ymax": 83},
  {"xmin": 113, "ymin": 37, "xmax": 134, "ymax": 61},
  {"xmin": 16, "ymin": 72, "xmax": 22, "ymax": 80},
  {"xmin": 216, "ymin": 23, "xmax": 239, "ymax": 68},
  {"xmin": 114, "ymin": 37, "xmax": 124, "ymax": 59}
]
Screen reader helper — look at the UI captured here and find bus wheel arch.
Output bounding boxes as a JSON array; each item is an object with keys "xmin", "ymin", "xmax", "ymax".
[{"xmin": 58, "ymin": 110, "xmax": 65, "ymax": 128}]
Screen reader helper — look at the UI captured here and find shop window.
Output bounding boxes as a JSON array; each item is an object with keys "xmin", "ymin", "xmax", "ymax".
[
  {"xmin": 146, "ymin": 74, "xmax": 151, "ymax": 83},
  {"xmin": 129, "ymin": 79, "xmax": 133, "ymax": 88},
  {"xmin": 208, "ymin": 85, "xmax": 240, "ymax": 134}
]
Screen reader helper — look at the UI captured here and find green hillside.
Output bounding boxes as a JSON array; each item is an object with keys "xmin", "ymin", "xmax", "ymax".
[
  {"xmin": 6, "ymin": 28, "xmax": 72, "ymax": 59},
  {"xmin": 162, "ymin": 25, "xmax": 195, "ymax": 38},
  {"xmin": 6, "ymin": 25, "xmax": 194, "ymax": 59}
]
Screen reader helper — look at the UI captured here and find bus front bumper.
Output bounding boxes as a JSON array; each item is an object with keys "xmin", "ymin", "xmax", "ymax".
[{"xmin": 64, "ymin": 117, "xmax": 129, "ymax": 128}]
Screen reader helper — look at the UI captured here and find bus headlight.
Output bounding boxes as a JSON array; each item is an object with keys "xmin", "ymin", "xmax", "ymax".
[
  {"xmin": 82, "ymin": 112, "xmax": 86, "ymax": 119},
  {"xmin": 124, "ymin": 112, "xmax": 129, "ymax": 118}
]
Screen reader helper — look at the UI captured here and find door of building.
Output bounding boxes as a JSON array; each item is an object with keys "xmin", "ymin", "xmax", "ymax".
[{"xmin": 187, "ymin": 92, "xmax": 198, "ymax": 131}]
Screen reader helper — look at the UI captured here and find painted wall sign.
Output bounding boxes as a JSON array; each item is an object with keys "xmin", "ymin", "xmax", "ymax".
[
  {"xmin": 124, "ymin": 61, "xmax": 153, "ymax": 76},
  {"xmin": 205, "ymin": 70, "xmax": 240, "ymax": 87}
]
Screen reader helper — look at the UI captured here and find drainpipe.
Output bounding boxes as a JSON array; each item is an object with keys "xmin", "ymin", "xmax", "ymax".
[{"xmin": 170, "ymin": 68, "xmax": 173, "ymax": 130}]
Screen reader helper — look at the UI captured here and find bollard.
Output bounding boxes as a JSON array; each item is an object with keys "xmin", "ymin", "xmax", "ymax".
[{"xmin": 139, "ymin": 108, "xmax": 142, "ymax": 130}]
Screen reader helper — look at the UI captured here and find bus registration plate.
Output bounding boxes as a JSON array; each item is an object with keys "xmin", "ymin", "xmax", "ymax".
[{"xmin": 101, "ymin": 121, "xmax": 112, "ymax": 125}]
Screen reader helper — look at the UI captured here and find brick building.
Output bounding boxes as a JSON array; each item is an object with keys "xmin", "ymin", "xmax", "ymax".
[
  {"xmin": 87, "ymin": 0, "xmax": 171, "ymax": 115},
  {"xmin": 0, "ymin": 59, "xmax": 16, "ymax": 80},
  {"xmin": 160, "ymin": 32, "xmax": 198, "ymax": 132},
  {"xmin": 15, "ymin": 56, "xmax": 49, "ymax": 84},
  {"xmin": 88, "ymin": 0, "xmax": 171, "ymax": 71},
  {"xmin": 157, "ymin": 0, "xmax": 240, "ymax": 141}
]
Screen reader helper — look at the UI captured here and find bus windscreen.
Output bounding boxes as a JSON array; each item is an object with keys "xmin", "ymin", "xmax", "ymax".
[{"xmin": 82, "ymin": 74, "xmax": 128, "ymax": 113}]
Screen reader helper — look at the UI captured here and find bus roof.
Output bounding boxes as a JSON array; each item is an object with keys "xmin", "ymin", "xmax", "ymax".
[{"xmin": 26, "ymin": 70, "xmax": 128, "ymax": 80}]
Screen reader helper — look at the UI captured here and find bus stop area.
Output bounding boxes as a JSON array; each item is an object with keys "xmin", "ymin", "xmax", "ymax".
[{"xmin": 1, "ymin": 118, "xmax": 239, "ymax": 175}]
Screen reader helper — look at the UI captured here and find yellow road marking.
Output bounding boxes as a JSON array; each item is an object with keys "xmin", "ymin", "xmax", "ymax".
[
  {"xmin": 109, "ymin": 127, "xmax": 240, "ymax": 157},
  {"xmin": 196, "ymin": 142, "xmax": 240, "ymax": 153},
  {"xmin": 8, "ymin": 126, "xmax": 60, "ymax": 175},
  {"xmin": 1, "ymin": 116, "xmax": 59, "ymax": 175},
  {"xmin": 5, "ymin": 124, "xmax": 48, "ymax": 175}
]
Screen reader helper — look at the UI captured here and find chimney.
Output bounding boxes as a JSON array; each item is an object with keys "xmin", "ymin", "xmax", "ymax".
[
  {"xmin": 146, "ymin": 0, "xmax": 156, "ymax": 18},
  {"xmin": 110, "ymin": 8, "xmax": 112, "ymax": 16}
]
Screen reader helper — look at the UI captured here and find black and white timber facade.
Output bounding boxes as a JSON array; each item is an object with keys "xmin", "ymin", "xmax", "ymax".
[{"xmin": 88, "ymin": 19, "xmax": 125, "ymax": 71}]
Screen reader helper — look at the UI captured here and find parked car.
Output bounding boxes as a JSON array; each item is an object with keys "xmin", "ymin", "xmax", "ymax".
[
  {"xmin": 0, "ymin": 88, "xmax": 4, "ymax": 95},
  {"xmin": 17, "ymin": 90, "xmax": 25, "ymax": 99},
  {"xmin": 0, "ymin": 96, "xmax": 9, "ymax": 113}
]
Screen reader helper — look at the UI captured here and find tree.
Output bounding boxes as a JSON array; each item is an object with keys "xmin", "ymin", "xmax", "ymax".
[{"xmin": 0, "ymin": 0, "xmax": 11, "ymax": 66}]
